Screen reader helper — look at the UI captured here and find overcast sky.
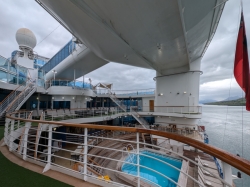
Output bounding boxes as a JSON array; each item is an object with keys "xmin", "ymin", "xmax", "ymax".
[{"xmin": 0, "ymin": 0, "xmax": 250, "ymax": 101}]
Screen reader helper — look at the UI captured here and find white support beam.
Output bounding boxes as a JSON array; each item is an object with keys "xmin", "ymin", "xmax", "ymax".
[
  {"xmin": 83, "ymin": 127, "xmax": 88, "ymax": 181},
  {"xmin": 23, "ymin": 122, "xmax": 31, "ymax": 160},
  {"xmin": 136, "ymin": 132, "xmax": 140, "ymax": 187},
  {"xmin": 3, "ymin": 118, "xmax": 11, "ymax": 146},
  {"xmin": 43, "ymin": 125, "xmax": 52, "ymax": 173},
  {"xmin": 9, "ymin": 119, "xmax": 15, "ymax": 150}
]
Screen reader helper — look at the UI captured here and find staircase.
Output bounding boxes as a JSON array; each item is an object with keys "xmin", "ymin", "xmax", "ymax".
[
  {"xmin": 6, "ymin": 83, "xmax": 36, "ymax": 113},
  {"xmin": 0, "ymin": 83, "xmax": 36, "ymax": 124},
  {"xmin": 0, "ymin": 86, "xmax": 21, "ymax": 125},
  {"xmin": 101, "ymin": 85, "xmax": 149, "ymax": 129}
]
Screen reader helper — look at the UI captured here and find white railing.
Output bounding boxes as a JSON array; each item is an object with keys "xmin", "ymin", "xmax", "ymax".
[
  {"xmin": 96, "ymin": 88, "xmax": 155, "ymax": 96},
  {"xmin": 3, "ymin": 110, "xmax": 240, "ymax": 187},
  {"xmin": 43, "ymin": 107, "xmax": 125, "ymax": 121}
]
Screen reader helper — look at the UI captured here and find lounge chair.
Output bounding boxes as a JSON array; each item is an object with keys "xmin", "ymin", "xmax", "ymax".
[
  {"xmin": 198, "ymin": 155, "xmax": 217, "ymax": 169},
  {"xmin": 198, "ymin": 167, "xmax": 223, "ymax": 186}
]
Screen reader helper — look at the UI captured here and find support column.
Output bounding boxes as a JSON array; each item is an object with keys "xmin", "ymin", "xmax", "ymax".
[
  {"xmin": 136, "ymin": 132, "xmax": 140, "ymax": 187},
  {"xmin": 43, "ymin": 125, "xmax": 52, "ymax": 173},
  {"xmin": 83, "ymin": 127, "xmax": 88, "ymax": 181},
  {"xmin": 9, "ymin": 119, "xmax": 15, "ymax": 151},
  {"xmin": 3, "ymin": 118, "xmax": 11, "ymax": 146},
  {"xmin": 222, "ymin": 161, "xmax": 232, "ymax": 187},
  {"xmin": 23, "ymin": 122, "xmax": 31, "ymax": 160}
]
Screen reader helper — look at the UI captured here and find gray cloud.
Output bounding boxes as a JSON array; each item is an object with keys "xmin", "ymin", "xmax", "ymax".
[{"xmin": 0, "ymin": 0, "xmax": 249, "ymax": 101}]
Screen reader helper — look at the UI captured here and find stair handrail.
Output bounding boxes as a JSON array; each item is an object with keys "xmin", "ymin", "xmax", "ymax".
[
  {"xmin": 0, "ymin": 85, "xmax": 22, "ymax": 105},
  {"xmin": 5, "ymin": 83, "xmax": 35, "ymax": 113},
  {"xmin": 102, "ymin": 84, "xmax": 150, "ymax": 130},
  {"xmin": 0, "ymin": 85, "xmax": 22, "ymax": 115}
]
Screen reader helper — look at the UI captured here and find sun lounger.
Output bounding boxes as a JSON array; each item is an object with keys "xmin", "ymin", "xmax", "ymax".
[{"xmin": 198, "ymin": 167, "xmax": 223, "ymax": 186}]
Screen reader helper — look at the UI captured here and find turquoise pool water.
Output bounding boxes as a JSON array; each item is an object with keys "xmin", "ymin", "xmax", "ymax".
[{"xmin": 121, "ymin": 151, "xmax": 182, "ymax": 187}]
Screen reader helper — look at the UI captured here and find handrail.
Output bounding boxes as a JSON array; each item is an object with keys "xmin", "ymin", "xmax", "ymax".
[
  {"xmin": 5, "ymin": 112, "xmax": 250, "ymax": 176},
  {"xmin": 5, "ymin": 83, "xmax": 34, "ymax": 113},
  {"xmin": 0, "ymin": 85, "xmax": 22, "ymax": 105}
]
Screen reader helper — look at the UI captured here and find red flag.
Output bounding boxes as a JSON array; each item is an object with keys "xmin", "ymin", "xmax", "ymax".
[{"xmin": 234, "ymin": 12, "xmax": 250, "ymax": 111}]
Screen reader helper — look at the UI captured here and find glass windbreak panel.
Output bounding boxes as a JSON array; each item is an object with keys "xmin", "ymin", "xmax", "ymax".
[
  {"xmin": 0, "ymin": 56, "xmax": 8, "ymax": 70},
  {"xmin": 0, "ymin": 70, "xmax": 7, "ymax": 83},
  {"xmin": 9, "ymin": 63, "xmax": 17, "ymax": 73},
  {"xmin": 8, "ymin": 74, "xmax": 17, "ymax": 84},
  {"xmin": 53, "ymin": 101, "xmax": 70, "ymax": 109},
  {"xmin": 37, "ymin": 79, "xmax": 44, "ymax": 87},
  {"xmin": 59, "ymin": 80, "xmax": 69, "ymax": 86},
  {"xmin": 38, "ymin": 69, "xmax": 44, "ymax": 79},
  {"xmin": 18, "ymin": 66, "xmax": 27, "ymax": 85}
]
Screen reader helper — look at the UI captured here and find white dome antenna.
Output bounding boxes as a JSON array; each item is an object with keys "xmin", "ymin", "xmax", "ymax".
[{"xmin": 16, "ymin": 28, "xmax": 37, "ymax": 51}]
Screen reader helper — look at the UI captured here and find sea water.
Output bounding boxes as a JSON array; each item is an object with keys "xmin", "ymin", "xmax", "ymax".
[{"xmin": 199, "ymin": 105, "xmax": 250, "ymax": 187}]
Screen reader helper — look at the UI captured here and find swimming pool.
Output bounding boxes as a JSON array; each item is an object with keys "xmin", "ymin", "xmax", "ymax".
[{"xmin": 121, "ymin": 150, "xmax": 182, "ymax": 187}]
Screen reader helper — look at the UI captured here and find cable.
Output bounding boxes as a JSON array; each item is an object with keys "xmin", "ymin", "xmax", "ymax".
[
  {"xmin": 36, "ymin": 25, "xmax": 60, "ymax": 46},
  {"xmin": 222, "ymin": 4, "xmax": 242, "ymax": 150}
]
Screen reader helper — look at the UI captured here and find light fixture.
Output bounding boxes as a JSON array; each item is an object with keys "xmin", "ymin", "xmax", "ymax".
[
  {"xmin": 158, "ymin": 93, "xmax": 164, "ymax": 96},
  {"xmin": 36, "ymin": 97, "xmax": 39, "ymax": 100},
  {"xmin": 52, "ymin": 97, "xmax": 54, "ymax": 100},
  {"xmin": 62, "ymin": 97, "xmax": 64, "ymax": 99},
  {"xmin": 72, "ymin": 97, "xmax": 75, "ymax": 100},
  {"xmin": 53, "ymin": 128, "xmax": 57, "ymax": 131},
  {"xmin": 183, "ymin": 91, "xmax": 187, "ymax": 94}
]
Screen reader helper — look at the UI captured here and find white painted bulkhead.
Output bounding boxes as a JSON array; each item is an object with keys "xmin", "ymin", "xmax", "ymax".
[{"xmin": 51, "ymin": 95, "xmax": 88, "ymax": 109}]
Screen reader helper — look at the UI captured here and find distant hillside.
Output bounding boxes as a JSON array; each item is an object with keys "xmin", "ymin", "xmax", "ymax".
[
  {"xmin": 222, "ymin": 96, "xmax": 241, "ymax": 101},
  {"xmin": 204, "ymin": 97, "xmax": 246, "ymax": 106},
  {"xmin": 199, "ymin": 99, "xmax": 217, "ymax": 104}
]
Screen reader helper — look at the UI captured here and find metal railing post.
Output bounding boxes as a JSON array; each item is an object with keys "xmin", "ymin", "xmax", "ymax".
[
  {"xmin": 23, "ymin": 121, "xmax": 31, "ymax": 160},
  {"xmin": 18, "ymin": 113, "xmax": 20, "ymax": 129},
  {"xmin": 43, "ymin": 125, "xmax": 52, "ymax": 173},
  {"xmin": 9, "ymin": 119, "xmax": 15, "ymax": 151},
  {"xmin": 4, "ymin": 118, "xmax": 11, "ymax": 146},
  {"xmin": 83, "ymin": 127, "xmax": 88, "ymax": 181},
  {"xmin": 136, "ymin": 132, "xmax": 140, "ymax": 187}
]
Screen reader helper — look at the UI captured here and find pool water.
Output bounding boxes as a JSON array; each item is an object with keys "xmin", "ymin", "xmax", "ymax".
[{"xmin": 121, "ymin": 151, "xmax": 182, "ymax": 187}]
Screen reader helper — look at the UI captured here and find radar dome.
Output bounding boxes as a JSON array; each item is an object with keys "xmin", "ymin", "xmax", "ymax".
[{"xmin": 16, "ymin": 28, "xmax": 37, "ymax": 50}]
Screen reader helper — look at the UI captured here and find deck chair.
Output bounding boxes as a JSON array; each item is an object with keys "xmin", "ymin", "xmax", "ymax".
[
  {"xmin": 198, "ymin": 155, "xmax": 217, "ymax": 169},
  {"xmin": 198, "ymin": 167, "xmax": 223, "ymax": 186}
]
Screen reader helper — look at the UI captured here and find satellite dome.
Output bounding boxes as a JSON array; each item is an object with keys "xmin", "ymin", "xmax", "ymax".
[{"xmin": 16, "ymin": 28, "xmax": 37, "ymax": 50}]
